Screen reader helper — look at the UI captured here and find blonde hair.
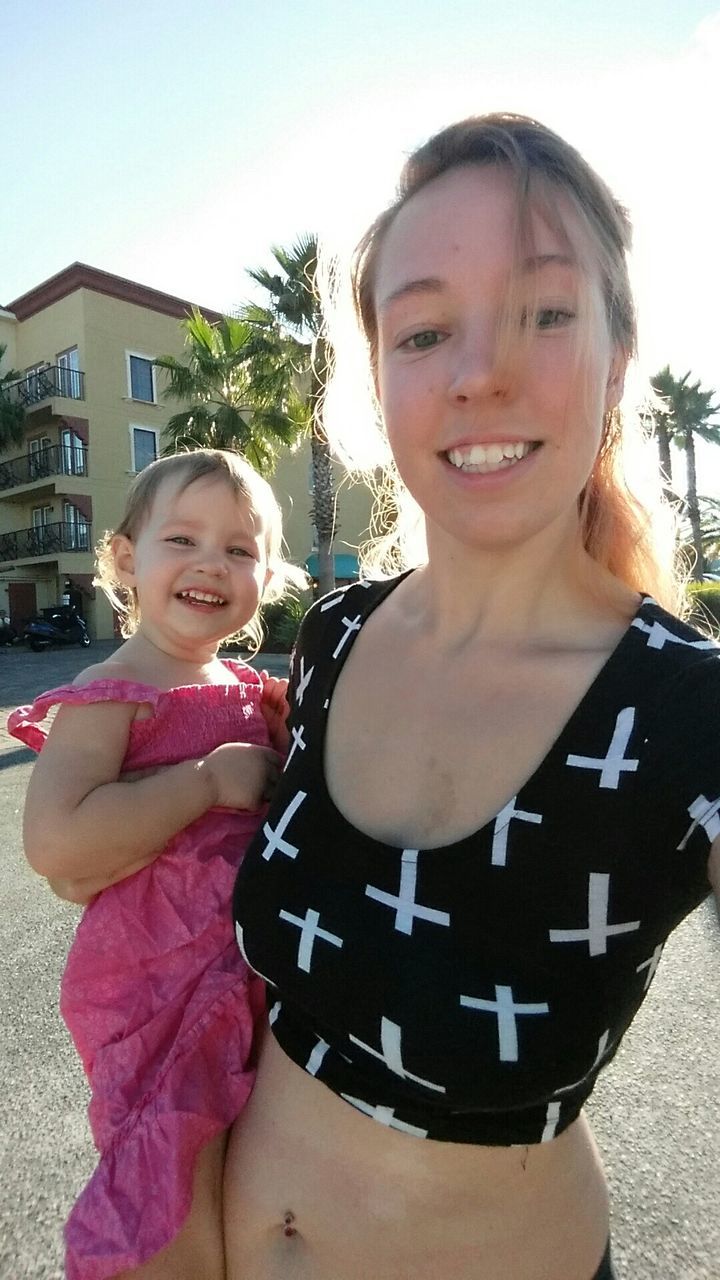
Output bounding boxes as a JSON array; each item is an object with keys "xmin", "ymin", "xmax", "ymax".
[
  {"xmin": 95, "ymin": 449, "xmax": 306, "ymax": 651},
  {"xmin": 321, "ymin": 112, "xmax": 684, "ymax": 614}
]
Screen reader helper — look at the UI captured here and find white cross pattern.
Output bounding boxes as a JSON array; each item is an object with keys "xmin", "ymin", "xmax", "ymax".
[
  {"xmin": 340, "ymin": 1094, "xmax": 428, "ymax": 1138},
  {"xmin": 260, "ymin": 790, "xmax": 307, "ymax": 861},
  {"xmin": 332, "ymin": 615, "xmax": 363, "ymax": 659},
  {"xmin": 234, "ymin": 922, "xmax": 273, "ymax": 985},
  {"xmin": 295, "ymin": 655, "xmax": 314, "ymax": 706},
  {"xmin": 631, "ymin": 617, "xmax": 718, "ymax": 651},
  {"xmin": 460, "ymin": 984, "xmax": 550, "ymax": 1062},
  {"xmin": 366, "ymin": 849, "xmax": 451, "ymax": 935},
  {"xmin": 549, "ymin": 872, "xmax": 640, "ymax": 956},
  {"xmin": 541, "ymin": 1101, "xmax": 562, "ymax": 1142},
  {"xmin": 279, "ymin": 906, "xmax": 344, "ymax": 973},
  {"xmin": 636, "ymin": 944, "xmax": 663, "ymax": 991},
  {"xmin": 491, "ymin": 796, "xmax": 543, "ymax": 867},
  {"xmin": 677, "ymin": 794, "xmax": 720, "ymax": 850},
  {"xmin": 285, "ymin": 724, "xmax": 307, "ymax": 770},
  {"xmin": 306, "ymin": 1036, "xmax": 330, "ymax": 1076},
  {"xmin": 320, "ymin": 592, "xmax": 345, "ymax": 612},
  {"xmin": 350, "ymin": 1017, "xmax": 446, "ymax": 1093},
  {"xmin": 551, "ymin": 1030, "xmax": 612, "ymax": 1098},
  {"xmin": 268, "ymin": 999, "xmax": 282, "ymax": 1026},
  {"xmin": 566, "ymin": 706, "xmax": 639, "ymax": 789}
]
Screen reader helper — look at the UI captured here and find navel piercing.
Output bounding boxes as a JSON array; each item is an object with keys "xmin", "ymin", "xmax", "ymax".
[{"xmin": 283, "ymin": 1210, "xmax": 297, "ymax": 1238}]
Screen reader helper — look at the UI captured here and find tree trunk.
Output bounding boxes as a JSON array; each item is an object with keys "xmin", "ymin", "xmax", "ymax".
[
  {"xmin": 310, "ymin": 430, "xmax": 336, "ymax": 597},
  {"xmin": 684, "ymin": 430, "xmax": 705, "ymax": 580},
  {"xmin": 309, "ymin": 338, "xmax": 336, "ymax": 597},
  {"xmin": 654, "ymin": 419, "xmax": 674, "ymax": 501}
]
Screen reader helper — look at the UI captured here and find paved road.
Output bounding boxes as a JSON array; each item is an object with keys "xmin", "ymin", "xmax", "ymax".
[{"xmin": 0, "ymin": 644, "xmax": 718, "ymax": 1279}]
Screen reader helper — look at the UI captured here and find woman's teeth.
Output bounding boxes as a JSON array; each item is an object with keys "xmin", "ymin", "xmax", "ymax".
[{"xmin": 446, "ymin": 441, "xmax": 535, "ymax": 473}]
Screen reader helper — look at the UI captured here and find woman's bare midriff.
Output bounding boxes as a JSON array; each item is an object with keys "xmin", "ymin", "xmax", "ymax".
[{"xmin": 223, "ymin": 1032, "xmax": 610, "ymax": 1280}]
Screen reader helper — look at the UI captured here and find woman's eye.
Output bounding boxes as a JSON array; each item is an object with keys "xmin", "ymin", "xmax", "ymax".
[
  {"xmin": 166, "ymin": 536, "xmax": 192, "ymax": 545},
  {"xmin": 401, "ymin": 329, "xmax": 443, "ymax": 351},
  {"xmin": 523, "ymin": 308, "xmax": 575, "ymax": 330}
]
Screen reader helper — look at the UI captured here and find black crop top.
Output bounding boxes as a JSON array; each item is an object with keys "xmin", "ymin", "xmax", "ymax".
[{"xmin": 233, "ymin": 578, "xmax": 719, "ymax": 1146}]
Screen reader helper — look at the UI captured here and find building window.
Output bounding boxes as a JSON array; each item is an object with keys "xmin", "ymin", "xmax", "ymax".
[
  {"xmin": 63, "ymin": 502, "xmax": 91, "ymax": 550},
  {"xmin": 61, "ymin": 428, "xmax": 87, "ymax": 476},
  {"xmin": 127, "ymin": 352, "xmax": 156, "ymax": 403},
  {"xmin": 130, "ymin": 426, "xmax": 159, "ymax": 472},
  {"xmin": 56, "ymin": 347, "xmax": 82, "ymax": 399}
]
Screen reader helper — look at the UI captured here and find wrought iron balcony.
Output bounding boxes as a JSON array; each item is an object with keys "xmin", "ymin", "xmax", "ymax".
[
  {"xmin": 3, "ymin": 364, "xmax": 85, "ymax": 407},
  {"xmin": 0, "ymin": 521, "xmax": 92, "ymax": 561},
  {"xmin": 0, "ymin": 443, "xmax": 89, "ymax": 492}
]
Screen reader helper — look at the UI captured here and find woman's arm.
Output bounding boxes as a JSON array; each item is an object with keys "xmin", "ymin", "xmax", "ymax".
[
  {"xmin": 24, "ymin": 699, "xmax": 279, "ymax": 883},
  {"xmin": 710, "ymin": 839, "xmax": 720, "ymax": 927}
]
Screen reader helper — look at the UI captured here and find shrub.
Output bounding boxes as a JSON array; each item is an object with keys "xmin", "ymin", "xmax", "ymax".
[
  {"xmin": 686, "ymin": 582, "xmax": 720, "ymax": 633},
  {"xmin": 259, "ymin": 592, "xmax": 312, "ymax": 653}
]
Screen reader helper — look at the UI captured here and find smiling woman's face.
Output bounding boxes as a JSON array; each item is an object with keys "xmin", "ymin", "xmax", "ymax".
[{"xmin": 373, "ymin": 163, "xmax": 624, "ymax": 558}]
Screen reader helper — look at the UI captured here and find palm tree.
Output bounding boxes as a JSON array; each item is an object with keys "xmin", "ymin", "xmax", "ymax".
[
  {"xmin": 0, "ymin": 344, "xmax": 26, "ymax": 452},
  {"xmin": 155, "ymin": 309, "xmax": 302, "ymax": 475},
  {"xmin": 650, "ymin": 366, "xmax": 720, "ymax": 579},
  {"xmin": 243, "ymin": 234, "xmax": 337, "ymax": 596}
]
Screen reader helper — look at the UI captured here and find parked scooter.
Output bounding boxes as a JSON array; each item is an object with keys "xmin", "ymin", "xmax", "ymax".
[{"xmin": 23, "ymin": 606, "xmax": 91, "ymax": 652}]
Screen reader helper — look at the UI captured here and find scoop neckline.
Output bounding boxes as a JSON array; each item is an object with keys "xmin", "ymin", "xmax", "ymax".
[{"xmin": 315, "ymin": 580, "xmax": 648, "ymax": 857}]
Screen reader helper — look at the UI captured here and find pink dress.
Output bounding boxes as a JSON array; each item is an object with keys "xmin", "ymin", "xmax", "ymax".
[{"xmin": 8, "ymin": 661, "xmax": 269, "ymax": 1279}]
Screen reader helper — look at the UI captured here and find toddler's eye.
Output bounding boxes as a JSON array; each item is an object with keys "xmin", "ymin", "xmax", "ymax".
[
  {"xmin": 167, "ymin": 536, "xmax": 192, "ymax": 545},
  {"xmin": 401, "ymin": 329, "xmax": 443, "ymax": 351},
  {"xmin": 229, "ymin": 546, "xmax": 254, "ymax": 558}
]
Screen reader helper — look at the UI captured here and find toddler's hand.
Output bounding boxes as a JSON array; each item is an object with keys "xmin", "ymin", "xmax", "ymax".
[
  {"xmin": 202, "ymin": 742, "xmax": 281, "ymax": 810},
  {"xmin": 260, "ymin": 673, "xmax": 290, "ymax": 753}
]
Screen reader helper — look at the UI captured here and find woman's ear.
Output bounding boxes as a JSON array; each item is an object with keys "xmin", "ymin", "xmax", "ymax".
[
  {"xmin": 111, "ymin": 534, "xmax": 136, "ymax": 586},
  {"xmin": 605, "ymin": 350, "xmax": 627, "ymax": 413}
]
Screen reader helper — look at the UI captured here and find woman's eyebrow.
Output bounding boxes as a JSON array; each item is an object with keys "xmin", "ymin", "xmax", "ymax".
[
  {"xmin": 522, "ymin": 253, "xmax": 576, "ymax": 271},
  {"xmin": 378, "ymin": 276, "xmax": 445, "ymax": 313}
]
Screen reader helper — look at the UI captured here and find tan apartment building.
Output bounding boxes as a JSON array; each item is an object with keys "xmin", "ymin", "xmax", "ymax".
[{"xmin": 0, "ymin": 264, "xmax": 371, "ymax": 639}]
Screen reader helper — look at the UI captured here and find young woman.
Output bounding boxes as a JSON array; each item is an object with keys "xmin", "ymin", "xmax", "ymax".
[{"xmin": 228, "ymin": 115, "xmax": 720, "ymax": 1280}]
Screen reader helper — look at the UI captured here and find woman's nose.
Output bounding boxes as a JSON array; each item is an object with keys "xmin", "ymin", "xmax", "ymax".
[{"xmin": 447, "ymin": 330, "xmax": 509, "ymax": 403}]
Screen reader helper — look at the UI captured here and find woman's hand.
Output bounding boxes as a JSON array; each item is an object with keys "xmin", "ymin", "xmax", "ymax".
[{"xmin": 260, "ymin": 674, "xmax": 290, "ymax": 753}]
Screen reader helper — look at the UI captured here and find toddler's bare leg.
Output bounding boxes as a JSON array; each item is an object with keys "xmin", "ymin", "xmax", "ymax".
[{"xmin": 115, "ymin": 1131, "xmax": 227, "ymax": 1280}]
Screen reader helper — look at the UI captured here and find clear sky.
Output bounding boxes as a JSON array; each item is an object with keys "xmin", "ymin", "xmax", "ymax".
[{"xmin": 4, "ymin": 0, "xmax": 719, "ymax": 494}]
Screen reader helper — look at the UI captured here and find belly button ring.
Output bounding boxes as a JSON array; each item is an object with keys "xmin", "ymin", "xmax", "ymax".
[{"xmin": 283, "ymin": 1210, "xmax": 297, "ymax": 1238}]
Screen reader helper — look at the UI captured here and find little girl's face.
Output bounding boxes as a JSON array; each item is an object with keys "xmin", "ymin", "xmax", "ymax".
[{"xmin": 114, "ymin": 474, "xmax": 270, "ymax": 657}]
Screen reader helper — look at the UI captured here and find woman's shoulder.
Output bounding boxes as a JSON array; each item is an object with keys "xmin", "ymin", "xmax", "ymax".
[
  {"xmin": 296, "ymin": 576, "xmax": 405, "ymax": 644},
  {"xmin": 633, "ymin": 595, "xmax": 720, "ymax": 655}
]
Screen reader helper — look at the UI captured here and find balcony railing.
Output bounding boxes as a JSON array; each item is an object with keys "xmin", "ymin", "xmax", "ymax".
[
  {"xmin": 0, "ymin": 521, "xmax": 92, "ymax": 561},
  {"xmin": 3, "ymin": 364, "xmax": 85, "ymax": 407},
  {"xmin": 0, "ymin": 443, "xmax": 89, "ymax": 492}
]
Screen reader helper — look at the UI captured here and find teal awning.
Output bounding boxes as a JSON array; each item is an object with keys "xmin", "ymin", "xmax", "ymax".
[{"xmin": 305, "ymin": 552, "xmax": 359, "ymax": 580}]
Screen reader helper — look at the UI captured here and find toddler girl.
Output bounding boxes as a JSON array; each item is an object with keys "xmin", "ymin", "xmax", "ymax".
[{"xmin": 8, "ymin": 448, "xmax": 303, "ymax": 1279}]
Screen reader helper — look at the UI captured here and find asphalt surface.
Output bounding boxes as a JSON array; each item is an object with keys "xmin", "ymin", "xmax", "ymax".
[{"xmin": 0, "ymin": 643, "xmax": 718, "ymax": 1279}]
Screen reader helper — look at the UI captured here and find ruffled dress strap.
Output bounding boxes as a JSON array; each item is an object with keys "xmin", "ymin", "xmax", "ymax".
[
  {"xmin": 7, "ymin": 680, "xmax": 163, "ymax": 754},
  {"xmin": 221, "ymin": 657, "xmax": 263, "ymax": 686}
]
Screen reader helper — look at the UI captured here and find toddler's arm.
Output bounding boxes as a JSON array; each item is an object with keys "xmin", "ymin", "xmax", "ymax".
[{"xmin": 23, "ymin": 698, "xmax": 280, "ymax": 885}]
